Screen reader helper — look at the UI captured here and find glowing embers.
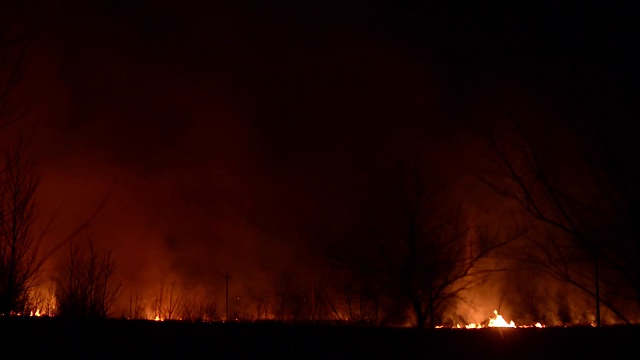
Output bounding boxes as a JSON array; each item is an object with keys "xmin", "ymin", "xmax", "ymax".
[{"xmin": 487, "ymin": 310, "xmax": 515, "ymax": 328}]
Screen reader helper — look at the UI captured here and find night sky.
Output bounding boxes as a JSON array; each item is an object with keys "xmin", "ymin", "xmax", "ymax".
[{"xmin": 4, "ymin": 0, "xmax": 639, "ymax": 322}]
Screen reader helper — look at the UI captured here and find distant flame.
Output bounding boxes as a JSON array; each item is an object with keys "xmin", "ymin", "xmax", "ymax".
[
  {"xmin": 488, "ymin": 310, "xmax": 516, "ymax": 328},
  {"xmin": 453, "ymin": 309, "xmax": 545, "ymax": 329}
]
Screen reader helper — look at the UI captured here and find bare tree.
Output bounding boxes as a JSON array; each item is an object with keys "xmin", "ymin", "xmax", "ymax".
[
  {"xmin": 0, "ymin": 136, "xmax": 39, "ymax": 314},
  {"xmin": 0, "ymin": 3, "xmax": 112, "ymax": 316},
  {"xmin": 0, "ymin": 2, "xmax": 41, "ymax": 316},
  {"xmin": 271, "ymin": 272, "xmax": 312, "ymax": 322},
  {"xmin": 202, "ymin": 295, "xmax": 218, "ymax": 322},
  {"xmin": 274, "ymin": 273, "xmax": 293, "ymax": 321},
  {"xmin": 324, "ymin": 275, "xmax": 380, "ymax": 324},
  {"xmin": 55, "ymin": 240, "xmax": 122, "ymax": 319},
  {"xmin": 154, "ymin": 279, "xmax": 181, "ymax": 320},
  {"xmin": 180, "ymin": 290, "xmax": 218, "ymax": 322},
  {"xmin": 0, "ymin": 132, "xmax": 113, "ymax": 316},
  {"xmin": 24, "ymin": 277, "xmax": 55, "ymax": 316},
  {"xmin": 254, "ymin": 296, "xmax": 269, "ymax": 320},
  {"xmin": 479, "ymin": 114, "xmax": 640, "ymax": 325},
  {"xmin": 127, "ymin": 291, "xmax": 145, "ymax": 319},
  {"xmin": 330, "ymin": 154, "xmax": 516, "ymax": 328}
]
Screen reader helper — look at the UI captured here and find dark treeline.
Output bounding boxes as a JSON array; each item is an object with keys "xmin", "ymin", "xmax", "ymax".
[{"xmin": 1, "ymin": 0, "xmax": 639, "ymax": 328}]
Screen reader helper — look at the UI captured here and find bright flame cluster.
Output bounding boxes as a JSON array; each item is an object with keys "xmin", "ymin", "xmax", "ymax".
[
  {"xmin": 437, "ymin": 310, "xmax": 545, "ymax": 329},
  {"xmin": 488, "ymin": 310, "xmax": 516, "ymax": 328},
  {"xmin": 2, "ymin": 309, "xmax": 54, "ymax": 317}
]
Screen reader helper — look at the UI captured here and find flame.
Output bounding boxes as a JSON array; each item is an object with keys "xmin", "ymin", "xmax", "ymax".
[
  {"xmin": 450, "ymin": 309, "xmax": 544, "ymax": 329},
  {"xmin": 488, "ymin": 310, "xmax": 516, "ymax": 328},
  {"xmin": 25, "ymin": 308, "xmax": 53, "ymax": 317}
]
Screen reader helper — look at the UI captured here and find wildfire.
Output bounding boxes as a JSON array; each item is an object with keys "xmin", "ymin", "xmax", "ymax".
[
  {"xmin": 487, "ymin": 310, "xmax": 516, "ymax": 328},
  {"xmin": 447, "ymin": 310, "xmax": 546, "ymax": 329},
  {"xmin": 5, "ymin": 308, "xmax": 54, "ymax": 317}
]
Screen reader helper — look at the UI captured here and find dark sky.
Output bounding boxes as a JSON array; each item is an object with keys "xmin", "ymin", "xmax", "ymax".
[{"xmin": 8, "ymin": 0, "xmax": 639, "ymax": 311}]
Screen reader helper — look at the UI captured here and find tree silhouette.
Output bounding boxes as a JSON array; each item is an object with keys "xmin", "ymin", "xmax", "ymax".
[
  {"xmin": 126, "ymin": 291, "xmax": 145, "ymax": 319},
  {"xmin": 480, "ymin": 114, "xmax": 640, "ymax": 325},
  {"xmin": 154, "ymin": 279, "xmax": 181, "ymax": 321},
  {"xmin": 331, "ymin": 155, "xmax": 515, "ymax": 328},
  {"xmin": 0, "ymin": 3, "xmax": 110, "ymax": 316},
  {"xmin": 180, "ymin": 290, "xmax": 218, "ymax": 322},
  {"xmin": 0, "ymin": 0, "xmax": 37, "ymax": 315},
  {"xmin": 55, "ymin": 240, "xmax": 122, "ymax": 319},
  {"xmin": 0, "ymin": 136, "xmax": 40, "ymax": 314}
]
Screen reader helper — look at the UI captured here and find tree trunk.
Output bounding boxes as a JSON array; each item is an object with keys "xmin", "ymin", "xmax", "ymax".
[
  {"xmin": 414, "ymin": 299, "xmax": 425, "ymax": 329},
  {"xmin": 594, "ymin": 251, "xmax": 601, "ymax": 328}
]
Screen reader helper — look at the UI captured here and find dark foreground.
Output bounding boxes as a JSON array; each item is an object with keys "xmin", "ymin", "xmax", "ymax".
[{"xmin": 3, "ymin": 317, "xmax": 639, "ymax": 359}]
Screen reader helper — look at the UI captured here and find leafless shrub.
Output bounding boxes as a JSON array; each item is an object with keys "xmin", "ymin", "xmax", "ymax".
[
  {"xmin": 154, "ymin": 280, "xmax": 181, "ymax": 320},
  {"xmin": 180, "ymin": 290, "xmax": 219, "ymax": 322},
  {"xmin": 55, "ymin": 240, "xmax": 122, "ymax": 319}
]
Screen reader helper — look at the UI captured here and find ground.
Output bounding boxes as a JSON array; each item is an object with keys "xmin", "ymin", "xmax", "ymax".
[{"xmin": 3, "ymin": 318, "xmax": 639, "ymax": 359}]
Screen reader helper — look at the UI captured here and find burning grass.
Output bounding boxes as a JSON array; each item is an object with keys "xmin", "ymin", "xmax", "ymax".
[{"xmin": 437, "ymin": 310, "xmax": 545, "ymax": 329}]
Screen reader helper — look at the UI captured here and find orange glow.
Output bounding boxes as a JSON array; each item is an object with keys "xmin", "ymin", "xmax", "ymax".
[
  {"xmin": 442, "ymin": 310, "xmax": 546, "ymax": 329},
  {"xmin": 487, "ymin": 310, "xmax": 515, "ymax": 328},
  {"xmin": 8, "ymin": 309, "xmax": 53, "ymax": 317}
]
